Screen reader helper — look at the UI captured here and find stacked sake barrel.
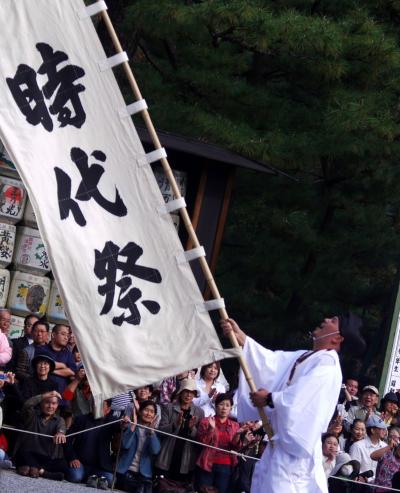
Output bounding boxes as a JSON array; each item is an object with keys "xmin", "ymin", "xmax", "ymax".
[
  {"xmin": 153, "ymin": 167, "xmax": 187, "ymax": 231},
  {"xmin": 0, "ymin": 142, "xmax": 69, "ymax": 338}
]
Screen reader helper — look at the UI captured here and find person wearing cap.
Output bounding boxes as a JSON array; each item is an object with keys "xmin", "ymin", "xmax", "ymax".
[
  {"xmin": 371, "ymin": 426, "xmax": 400, "ymax": 493},
  {"xmin": 35, "ymin": 324, "xmax": 76, "ymax": 408},
  {"xmin": 18, "ymin": 354, "xmax": 58, "ymax": 402},
  {"xmin": 344, "ymin": 385, "xmax": 381, "ymax": 430},
  {"xmin": 380, "ymin": 392, "xmax": 400, "ymax": 426},
  {"xmin": 14, "ymin": 390, "xmax": 67, "ymax": 481},
  {"xmin": 328, "ymin": 452, "xmax": 360, "ymax": 493},
  {"xmin": 221, "ymin": 313, "xmax": 366, "ymax": 493},
  {"xmin": 156, "ymin": 378, "xmax": 204, "ymax": 485},
  {"xmin": 349, "ymin": 415, "xmax": 387, "ymax": 482},
  {"xmin": 15, "ymin": 320, "xmax": 50, "ymax": 381}
]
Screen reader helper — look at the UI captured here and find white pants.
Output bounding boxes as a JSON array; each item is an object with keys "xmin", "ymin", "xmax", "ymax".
[{"xmin": 251, "ymin": 443, "xmax": 328, "ymax": 493}]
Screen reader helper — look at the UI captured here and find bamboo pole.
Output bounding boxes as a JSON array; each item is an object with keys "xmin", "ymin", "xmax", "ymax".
[{"xmin": 98, "ymin": 4, "xmax": 274, "ymax": 440}]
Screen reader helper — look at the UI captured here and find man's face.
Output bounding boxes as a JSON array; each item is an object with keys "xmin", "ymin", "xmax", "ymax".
[
  {"xmin": 52, "ymin": 326, "xmax": 70, "ymax": 347},
  {"xmin": 346, "ymin": 379, "xmax": 359, "ymax": 397},
  {"xmin": 0, "ymin": 311, "xmax": 11, "ymax": 336},
  {"xmin": 24, "ymin": 316, "xmax": 39, "ymax": 336},
  {"xmin": 41, "ymin": 396, "xmax": 58, "ymax": 416},
  {"xmin": 361, "ymin": 390, "xmax": 378, "ymax": 408},
  {"xmin": 312, "ymin": 316, "xmax": 340, "ymax": 342},
  {"xmin": 32, "ymin": 324, "xmax": 49, "ymax": 345}
]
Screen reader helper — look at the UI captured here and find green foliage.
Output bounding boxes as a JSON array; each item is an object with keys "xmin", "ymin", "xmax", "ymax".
[{"xmin": 113, "ymin": 0, "xmax": 400, "ymax": 382}]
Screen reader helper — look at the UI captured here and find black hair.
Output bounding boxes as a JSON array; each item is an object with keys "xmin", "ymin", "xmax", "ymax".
[
  {"xmin": 24, "ymin": 314, "xmax": 39, "ymax": 324},
  {"xmin": 139, "ymin": 400, "xmax": 157, "ymax": 414},
  {"xmin": 322, "ymin": 432, "xmax": 339, "ymax": 444},
  {"xmin": 53, "ymin": 323, "xmax": 70, "ymax": 335},
  {"xmin": 215, "ymin": 392, "xmax": 233, "ymax": 407},
  {"xmin": 32, "ymin": 320, "xmax": 50, "ymax": 332},
  {"xmin": 350, "ymin": 419, "xmax": 365, "ymax": 430},
  {"xmin": 345, "ymin": 377, "xmax": 359, "ymax": 384}
]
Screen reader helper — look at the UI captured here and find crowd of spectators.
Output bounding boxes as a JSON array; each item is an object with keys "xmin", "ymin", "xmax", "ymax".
[
  {"xmin": 0, "ymin": 309, "xmax": 267, "ymax": 492},
  {"xmin": 1, "ymin": 308, "xmax": 400, "ymax": 492},
  {"xmin": 325, "ymin": 377, "xmax": 400, "ymax": 492}
]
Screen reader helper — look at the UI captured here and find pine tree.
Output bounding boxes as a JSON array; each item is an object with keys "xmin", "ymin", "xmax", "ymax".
[{"xmin": 113, "ymin": 0, "xmax": 400, "ymax": 380}]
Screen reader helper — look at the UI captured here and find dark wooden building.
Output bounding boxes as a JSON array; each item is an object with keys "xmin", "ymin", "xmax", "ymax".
[{"xmin": 138, "ymin": 126, "xmax": 281, "ymax": 293}]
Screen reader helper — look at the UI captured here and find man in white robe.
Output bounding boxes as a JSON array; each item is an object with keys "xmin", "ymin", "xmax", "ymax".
[{"xmin": 221, "ymin": 314, "xmax": 365, "ymax": 493}]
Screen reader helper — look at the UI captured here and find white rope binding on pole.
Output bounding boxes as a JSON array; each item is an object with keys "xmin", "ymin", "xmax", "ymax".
[
  {"xmin": 78, "ymin": 0, "xmax": 107, "ymax": 19},
  {"xmin": 98, "ymin": 52, "xmax": 129, "ymax": 71}
]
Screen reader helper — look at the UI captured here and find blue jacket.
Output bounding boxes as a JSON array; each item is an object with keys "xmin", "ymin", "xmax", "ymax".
[{"xmin": 116, "ymin": 425, "xmax": 161, "ymax": 478}]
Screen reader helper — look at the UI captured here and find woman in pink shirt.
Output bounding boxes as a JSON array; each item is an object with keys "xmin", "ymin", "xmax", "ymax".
[{"xmin": 0, "ymin": 331, "xmax": 11, "ymax": 369}]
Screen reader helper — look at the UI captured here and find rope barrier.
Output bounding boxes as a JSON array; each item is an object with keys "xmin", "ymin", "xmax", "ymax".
[
  {"xmin": 2, "ymin": 419, "xmax": 259, "ymax": 462},
  {"xmin": 4, "ymin": 420, "xmax": 400, "ymax": 491},
  {"xmin": 329, "ymin": 475, "xmax": 400, "ymax": 491}
]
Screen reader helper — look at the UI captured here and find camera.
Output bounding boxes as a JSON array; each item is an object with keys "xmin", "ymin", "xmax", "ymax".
[{"xmin": 359, "ymin": 470, "xmax": 373, "ymax": 479}]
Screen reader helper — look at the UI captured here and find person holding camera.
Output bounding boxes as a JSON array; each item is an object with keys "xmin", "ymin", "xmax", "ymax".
[
  {"xmin": 349, "ymin": 415, "xmax": 387, "ymax": 483},
  {"xmin": 370, "ymin": 426, "xmax": 400, "ymax": 492}
]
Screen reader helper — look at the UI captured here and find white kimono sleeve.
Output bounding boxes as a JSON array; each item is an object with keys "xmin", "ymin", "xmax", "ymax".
[
  {"xmin": 272, "ymin": 351, "xmax": 342, "ymax": 459},
  {"xmin": 236, "ymin": 337, "xmax": 302, "ymax": 421}
]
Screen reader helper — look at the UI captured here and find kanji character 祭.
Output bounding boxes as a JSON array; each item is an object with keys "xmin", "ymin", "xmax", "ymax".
[{"xmin": 94, "ymin": 241, "xmax": 162, "ymax": 326}]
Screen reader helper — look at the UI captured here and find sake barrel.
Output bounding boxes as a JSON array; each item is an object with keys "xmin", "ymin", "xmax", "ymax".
[
  {"xmin": 0, "ymin": 140, "xmax": 19, "ymax": 178},
  {"xmin": 47, "ymin": 281, "xmax": 68, "ymax": 324},
  {"xmin": 22, "ymin": 197, "xmax": 37, "ymax": 228},
  {"xmin": 13, "ymin": 226, "xmax": 50, "ymax": 276},
  {"xmin": 0, "ymin": 268, "xmax": 10, "ymax": 308},
  {"xmin": 0, "ymin": 175, "xmax": 27, "ymax": 224},
  {"xmin": 7, "ymin": 271, "xmax": 50, "ymax": 317},
  {"xmin": 9, "ymin": 314, "xmax": 25, "ymax": 339},
  {"xmin": 154, "ymin": 167, "xmax": 187, "ymax": 202},
  {"xmin": 0, "ymin": 222, "xmax": 16, "ymax": 268}
]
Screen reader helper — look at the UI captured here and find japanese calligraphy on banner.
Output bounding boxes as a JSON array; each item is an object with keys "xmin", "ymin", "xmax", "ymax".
[
  {"xmin": 0, "ymin": 0, "xmax": 239, "ymax": 409},
  {"xmin": 383, "ymin": 313, "xmax": 400, "ymax": 394}
]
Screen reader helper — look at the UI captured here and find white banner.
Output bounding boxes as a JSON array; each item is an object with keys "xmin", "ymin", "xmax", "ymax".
[{"xmin": 0, "ymin": 0, "xmax": 238, "ymax": 409}]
